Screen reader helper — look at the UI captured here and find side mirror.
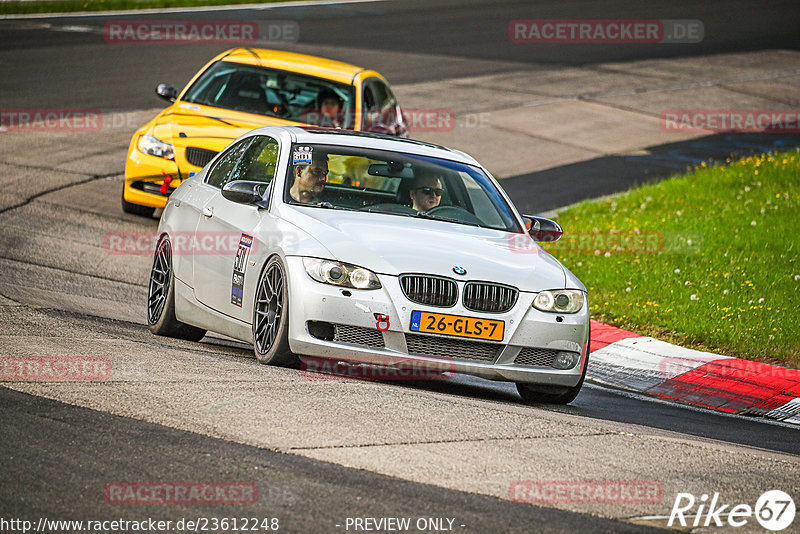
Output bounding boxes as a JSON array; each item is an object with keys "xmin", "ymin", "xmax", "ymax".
[
  {"xmin": 222, "ymin": 180, "xmax": 271, "ymax": 208},
  {"xmin": 156, "ymin": 83, "xmax": 178, "ymax": 102},
  {"xmin": 523, "ymin": 215, "xmax": 563, "ymax": 242}
]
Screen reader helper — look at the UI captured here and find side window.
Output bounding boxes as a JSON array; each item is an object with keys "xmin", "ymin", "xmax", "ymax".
[
  {"xmin": 205, "ymin": 138, "xmax": 252, "ymax": 188},
  {"xmin": 362, "ymin": 80, "xmax": 398, "ymax": 130},
  {"xmin": 237, "ymin": 136, "xmax": 280, "ymax": 184}
]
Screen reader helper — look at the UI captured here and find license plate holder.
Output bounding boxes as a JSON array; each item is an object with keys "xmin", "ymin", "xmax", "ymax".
[{"xmin": 409, "ymin": 311, "xmax": 504, "ymax": 341}]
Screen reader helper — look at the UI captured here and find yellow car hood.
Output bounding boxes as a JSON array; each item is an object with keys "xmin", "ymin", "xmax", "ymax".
[{"xmin": 151, "ymin": 102, "xmax": 298, "ymax": 148}]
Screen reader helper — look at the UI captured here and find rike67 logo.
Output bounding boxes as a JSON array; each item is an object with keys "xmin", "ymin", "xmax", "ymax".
[{"xmin": 669, "ymin": 490, "xmax": 795, "ymax": 530}]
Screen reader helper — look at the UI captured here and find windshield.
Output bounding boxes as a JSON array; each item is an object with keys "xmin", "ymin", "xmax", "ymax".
[
  {"xmin": 284, "ymin": 143, "xmax": 522, "ymax": 232},
  {"xmin": 182, "ymin": 61, "xmax": 356, "ymax": 129}
]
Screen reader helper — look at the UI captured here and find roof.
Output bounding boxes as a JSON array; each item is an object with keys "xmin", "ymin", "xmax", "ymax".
[
  {"xmin": 214, "ymin": 48, "xmax": 367, "ymax": 85},
  {"xmin": 262, "ymin": 126, "xmax": 479, "ymax": 165}
]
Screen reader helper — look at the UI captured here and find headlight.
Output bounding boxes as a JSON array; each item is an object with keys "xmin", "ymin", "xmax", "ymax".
[
  {"xmin": 303, "ymin": 258, "xmax": 381, "ymax": 290},
  {"xmin": 137, "ymin": 134, "xmax": 174, "ymax": 160},
  {"xmin": 532, "ymin": 289, "xmax": 585, "ymax": 313}
]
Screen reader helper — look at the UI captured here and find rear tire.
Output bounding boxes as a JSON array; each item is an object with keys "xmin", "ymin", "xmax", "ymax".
[
  {"xmin": 122, "ymin": 185, "xmax": 156, "ymax": 218},
  {"xmin": 516, "ymin": 329, "xmax": 590, "ymax": 405},
  {"xmin": 253, "ymin": 256, "xmax": 297, "ymax": 367},
  {"xmin": 147, "ymin": 235, "xmax": 207, "ymax": 341}
]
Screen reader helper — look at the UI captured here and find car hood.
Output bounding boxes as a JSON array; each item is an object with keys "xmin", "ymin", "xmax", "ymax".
[
  {"xmin": 282, "ymin": 207, "xmax": 568, "ymax": 292},
  {"xmin": 151, "ymin": 103, "xmax": 298, "ymax": 147}
]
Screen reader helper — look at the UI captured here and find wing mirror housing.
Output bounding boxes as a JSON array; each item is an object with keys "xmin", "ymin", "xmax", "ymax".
[
  {"xmin": 522, "ymin": 215, "xmax": 563, "ymax": 242},
  {"xmin": 156, "ymin": 83, "xmax": 178, "ymax": 102},
  {"xmin": 222, "ymin": 180, "xmax": 271, "ymax": 208}
]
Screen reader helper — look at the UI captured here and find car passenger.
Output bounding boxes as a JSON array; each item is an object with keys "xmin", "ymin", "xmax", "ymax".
[
  {"xmin": 300, "ymin": 89, "xmax": 345, "ymax": 129},
  {"xmin": 289, "ymin": 151, "xmax": 328, "ymax": 204},
  {"xmin": 409, "ymin": 171, "xmax": 444, "ymax": 212},
  {"xmin": 319, "ymin": 89, "xmax": 344, "ymax": 128}
]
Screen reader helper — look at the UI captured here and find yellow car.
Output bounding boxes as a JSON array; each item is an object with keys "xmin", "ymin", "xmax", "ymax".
[{"xmin": 122, "ymin": 48, "xmax": 408, "ymax": 216}]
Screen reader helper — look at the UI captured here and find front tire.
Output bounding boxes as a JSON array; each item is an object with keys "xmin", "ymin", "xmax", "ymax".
[
  {"xmin": 147, "ymin": 235, "xmax": 207, "ymax": 341},
  {"xmin": 122, "ymin": 184, "xmax": 156, "ymax": 218},
  {"xmin": 253, "ymin": 256, "xmax": 296, "ymax": 367},
  {"xmin": 516, "ymin": 330, "xmax": 590, "ymax": 405}
]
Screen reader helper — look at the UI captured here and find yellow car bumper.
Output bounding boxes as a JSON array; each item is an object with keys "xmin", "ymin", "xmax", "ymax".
[{"xmin": 123, "ymin": 145, "xmax": 193, "ymax": 209}]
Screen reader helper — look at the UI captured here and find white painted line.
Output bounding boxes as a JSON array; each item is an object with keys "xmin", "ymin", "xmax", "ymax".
[
  {"xmin": 765, "ymin": 397, "xmax": 800, "ymax": 424},
  {"xmin": 0, "ymin": 0, "xmax": 388, "ymax": 20}
]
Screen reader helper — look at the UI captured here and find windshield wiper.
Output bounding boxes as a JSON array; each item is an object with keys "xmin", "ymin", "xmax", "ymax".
[
  {"xmin": 363, "ymin": 208, "xmax": 480, "ymax": 227},
  {"xmin": 294, "ymin": 201, "xmax": 354, "ymax": 211},
  {"xmin": 363, "ymin": 208, "xmax": 415, "ymax": 217},
  {"xmin": 413, "ymin": 211, "xmax": 480, "ymax": 227},
  {"xmin": 317, "ymin": 202, "xmax": 346, "ymax": 209}
]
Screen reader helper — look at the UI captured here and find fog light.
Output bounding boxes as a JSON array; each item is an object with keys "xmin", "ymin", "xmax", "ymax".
[{"xmin": 553, "ymin": 351, "xmax": 579, "ymax": 370}]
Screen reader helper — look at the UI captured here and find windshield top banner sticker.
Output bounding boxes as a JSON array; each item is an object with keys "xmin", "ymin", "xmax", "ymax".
[
  {"xmin": 231, "ymin": 233, "xmax": 253, "ymax": 307},
  {"xmin": 293, "ymin": 146, "xmax": 313, "ymax": 165}
]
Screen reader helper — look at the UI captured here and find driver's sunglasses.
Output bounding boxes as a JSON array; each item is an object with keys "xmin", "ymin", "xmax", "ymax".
[{"xmin": 415, "ymin": 186, "xmax": 443, "ymax": 197}]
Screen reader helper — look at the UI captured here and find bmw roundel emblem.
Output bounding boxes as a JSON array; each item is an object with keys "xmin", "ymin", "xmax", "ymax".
[{"xmin": 452, "ymin": 266, "xmax": 467, "ymax": 276}]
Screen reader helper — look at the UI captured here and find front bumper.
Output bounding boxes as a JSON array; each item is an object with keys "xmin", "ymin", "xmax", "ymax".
[
  {"xmin": 123, "ymin": 146, "xmax": 190, "ymax": 209},
  {"xmin": 284, "ymin": 256, "xmax": 589, "ymax": 387}
]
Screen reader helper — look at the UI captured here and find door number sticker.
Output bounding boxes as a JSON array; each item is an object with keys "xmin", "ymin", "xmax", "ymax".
[{"xmin": 231, "ymin": 234, "xmax": 253, "ymax": 307}]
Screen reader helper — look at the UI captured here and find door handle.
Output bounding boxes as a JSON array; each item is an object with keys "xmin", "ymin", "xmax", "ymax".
[{"xmin": 202, "ymin": 207, "xmax": 213, "ymax": 218}]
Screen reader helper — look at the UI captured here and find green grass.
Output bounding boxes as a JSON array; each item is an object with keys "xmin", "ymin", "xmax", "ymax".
[
  {"xmin": 542, "ymin": 150, "xmax": 800, "ymax": 366},
  {"xmin": 0, "ymin": 0, "xmax": 292, "ymax": 15}
]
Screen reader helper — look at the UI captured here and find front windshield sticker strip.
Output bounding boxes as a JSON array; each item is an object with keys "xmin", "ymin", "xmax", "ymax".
[{"xmin": 293, "ymin": 146, "xmax": 313, "ymax": 165}]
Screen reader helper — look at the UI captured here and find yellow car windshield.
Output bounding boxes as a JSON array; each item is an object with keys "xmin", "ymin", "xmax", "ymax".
[{"xmin": 182, "ymin": 61, "xmax": 355, "ymax": 129}]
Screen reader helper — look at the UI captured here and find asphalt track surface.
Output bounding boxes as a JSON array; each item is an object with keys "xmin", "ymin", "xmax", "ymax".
[
  {"xmin": 1, "ymin": 0, "xmax": 799, "ymax": 531},
  {"xmin": 0, "ymin": 387, "xmax": 661, "ymax": 534},
  {"xmin": 1, "ymin": 0, "xmax": 800, "ymax": 110}
]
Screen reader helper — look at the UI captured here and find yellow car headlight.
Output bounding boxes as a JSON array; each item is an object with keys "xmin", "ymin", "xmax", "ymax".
[{"xmin": 137, "ymin": 134, "xmax": 174, "ymax": 160}]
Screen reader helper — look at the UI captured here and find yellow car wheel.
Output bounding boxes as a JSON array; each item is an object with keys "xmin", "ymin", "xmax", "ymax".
[{"xmin": 121, "ymin": 183, "xmax": 155, "ymax": 218}]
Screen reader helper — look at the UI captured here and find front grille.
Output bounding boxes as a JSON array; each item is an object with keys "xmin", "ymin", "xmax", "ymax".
[
  {"xmin": 405, "ymin": 333, "xmax": 500, "ymax": 362},
  {"xmin": 514, "ymin": 347, "xmax": 561, "ymax": 367},
  {"xmin": 333, "ymin": 324, "xmax": 384, "ymax": 348},
  {"xmin": 400, "ymin": 274, "xmax": 458, "ymax": 307},
  {"xmin": 185, "ymin": 147, "xmax": 219, "ymax": 168},
  {"xmin": 463, "ymin": 282, "xmax": 518, "ymax": 313}
]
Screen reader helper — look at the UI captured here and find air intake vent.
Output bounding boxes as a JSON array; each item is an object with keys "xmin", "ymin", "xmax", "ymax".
[
  {"xmin": 185, "ymin": 147, "xmax": 218, "ymax": 168},
  {"xmin": 399, "ymin": 274, "xmax": 458, "ymax": 307},
  {"xmin": 405, "ymin": 333, "xmax": 500, "ymax": 362},
  {"xmin": 333, "ymin": 324, "xmax": 385, "ymax": 348},
  {"xmin": 463, "ymin": 282, "xmax": 518, "ymax": 313},
  {"xmin": 514, "ymin": 347, "xmax": 560, "ymax": 367}
]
